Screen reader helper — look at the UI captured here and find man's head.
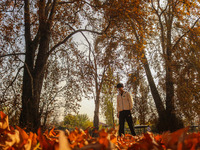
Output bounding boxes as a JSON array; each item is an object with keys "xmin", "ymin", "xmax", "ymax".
[
  {"xmin": 117, "ymin": 83, "xmax": 124, "ymax": 88},
  {"xmin": 117, "ymin": 83, "xmax": 124, "ymax": 93}
]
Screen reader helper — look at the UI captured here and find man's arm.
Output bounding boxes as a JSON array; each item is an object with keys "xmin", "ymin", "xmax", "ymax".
[
  {"xmin": 127, "ymin": 92, "xmax": 133, "ymax": 110},
  {"xmin": 117, "ymin": 95, "xmax": 120, "ymax": 118}
]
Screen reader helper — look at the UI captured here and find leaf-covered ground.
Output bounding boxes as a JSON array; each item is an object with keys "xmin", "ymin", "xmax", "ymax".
[{"xmin": 0, "ymin": 111, "xmax": 200, "ymax": 150}]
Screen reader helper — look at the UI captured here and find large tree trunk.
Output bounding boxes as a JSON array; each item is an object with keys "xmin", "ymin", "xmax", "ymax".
[
  {"xmin": 20, "ymin": 0, "xmax": 36, "ymax": 131},
  {"xmin": 165, "ymin": 18, "xmax": 184, "ymax": 132},
  {"xmin": 142, "ymin": 54, "xmax": 169, "ymax": 132},
  {"xmin": 138, "ymin": 0, "xmax": 184, "ymax": 132},
  {"xmin": 20, "ymin": 30, "xmax": 50, "ymax": 132},
  {"xmin": 20, "ymin": 43, "xmax": 35, "ymax": 131},
  {"xmin": 142, "ymin": 54, "xmax": 165, "ymax": 115},
  {"xmin": 20, "ymin": 0, "xmax": 51, "ymax": 132},
  {"xmin": 142, "ymin": 51, "xmax": 183, "ymax": 132}
]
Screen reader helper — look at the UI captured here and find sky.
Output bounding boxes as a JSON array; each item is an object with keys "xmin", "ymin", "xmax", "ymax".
[
  {"xmin": 78, "ymin": 98, "xmax": 108, "ymax": 123},
  {"xmin": 79, "ymin": 98, "xmax": 95, "ymax": 121}
]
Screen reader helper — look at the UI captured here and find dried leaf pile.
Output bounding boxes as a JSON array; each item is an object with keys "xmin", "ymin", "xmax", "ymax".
[{"xmin": 0, "ymin": 111, "xmax": 200, "ymax": 150}]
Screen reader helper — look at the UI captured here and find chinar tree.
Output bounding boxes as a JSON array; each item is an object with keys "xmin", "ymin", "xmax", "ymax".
[
  {"xmin": 0, "ymin": 0, "xmax": 109, "ymax": 132},
  {"xmin": 146, "ymin": 0, "xmax": 200, "ymax": 132},
  {"xmin": 101, "ymin": 0, "xmax": 200, "ymax": 132}
]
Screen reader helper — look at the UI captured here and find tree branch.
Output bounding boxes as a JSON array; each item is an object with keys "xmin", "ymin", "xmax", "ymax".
[
  {"xmin": 24, "ymin": 0, "xmax": 32, "ymax": 43},
  {"xmin": 2, "ymin": 66, "xmax": 23, "ymax": 99},
  {"xmin": 58, "ymin": 0, "xmax": 76, "ymax": 5},
  {"xmin": 172, "ymin": 17, "xmax": 200, "ymax": 50},
  {"xmin": 47, "ymin": 0, "xmax": 57, "ymax": 26},
  {"xmin": 0, "ymin": 53, "xmax": 25, "ymax": 58},
  {"xmin": 48, "ymin": 29, "xmax": 103, "ymax": 56},
  {"xmin": 80, "ymin": 31, "xmax": 92, "ymax": 66}
]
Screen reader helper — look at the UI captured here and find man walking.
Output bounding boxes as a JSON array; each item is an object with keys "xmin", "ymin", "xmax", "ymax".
[{"xmin": 116, "ymin": 83, "xmax": 136, "ymax": 136}]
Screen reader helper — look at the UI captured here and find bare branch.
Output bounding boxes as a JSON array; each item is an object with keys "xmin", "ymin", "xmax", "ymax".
[
  {"xmin": 0, "ymin": 53, "xmax": 25, "ymax": 59},
  {"xmin": 79, "ymin": 31, "xmax": 92, "ymax": 65},
  {"xmin": 58, "ymin": 0, "xmax": 102, "ymax": 9},
  {"xmin": 58, "ymin": 1, "xmax": 76, "ymax": 5},
  {"xmin": 99, "ymin": 67, "xmax": 107, "ymax": 92},
  {"xmin": 45, "ymin": 0, "xmax": 52, "ymax": 17},
  {"xmin": 48, "ymin": 29, "xmax": 103, "ymax": 56},
  {"xmin": 48, "ymin": 0, "xmax": 57, "ymax": 26},
  {"xmin": 172, "ymin": 17, "xmax": 200, "ymax": 50},
  {"xmin": 2, "ymin": 66, "xmax": 23, "ymax": 99}
]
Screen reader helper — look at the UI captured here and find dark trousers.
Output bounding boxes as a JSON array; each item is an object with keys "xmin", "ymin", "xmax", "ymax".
[{"xmin": 119, "ymin": 110, "xmax": 136, "ymax": 136}]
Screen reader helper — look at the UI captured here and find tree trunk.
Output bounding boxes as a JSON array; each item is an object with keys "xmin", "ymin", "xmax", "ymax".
[
  {"xmin": 93, "ymin": 94, "xmax": 100, "ymax": 130},
  {"xmin": 20, "ymin": 0, "xmax": 51, "ymax": 131},
  {"xmin": 143, "ymin": 55, "xmax": 165, "ymax": 115},
  {"xmin": 93, "ymin": 64, "xmax": 106, "ymax": 133},
  {"xmin": 142, "ymin": 54, "xmax": 169, "ymax": 132},
  {"xmin": 165, "ymin": 18, "xmax": 184, "ymax": 131},
  {"xmin": 20, "ymin": 0, "xmax": 37, "ymax": 131},
  {"xmin": 20, "ymin": 38, "xmax": 49, "ymax": 132},
  {"xmin": 20, "ymin": 43, "xmax": 35, "ymax": 131},
  {"xmin": 111, "ymin": 97, "xmax": 115, "ymax": 128}
]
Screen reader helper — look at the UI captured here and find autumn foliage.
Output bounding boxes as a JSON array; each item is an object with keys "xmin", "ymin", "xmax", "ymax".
[{"xmin": 0, "ymin": 111, "xmax": 199, "ymax": 150}]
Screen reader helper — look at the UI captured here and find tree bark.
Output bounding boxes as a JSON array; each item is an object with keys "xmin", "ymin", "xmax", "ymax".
[
  {"xmin": 165, "ymin": 15, "xmax": 184, "ymax": 132},
  {"xmin": 20, "ymin": 0, "xmax": 36, "ymax": 131},
  {"xmin": 20, "ymin": 28, "xmax": 50, "ymax": 132},
  {"xmin": 142, "ymin": 54, "xmax": 169, "ymax": 132},
  {"xmin": 20, "ymin": 0, "xmax": 51, "ymax": 132},
  {"xmin": 93, "ymin": 87, "xmax": 100, "ymax": 130}
]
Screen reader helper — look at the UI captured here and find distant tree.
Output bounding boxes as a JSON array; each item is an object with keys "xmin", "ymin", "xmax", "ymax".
[
  {"xmin": 101, "ymin": 67, "xmax": 118, "ymax": 127},
  {"xmin": 87, "ymin": 36, "xmax": 120, "ymax": 130},
  {"xmin": 64, "ymin": 114, "xmax": 92, "ymax": 130}
]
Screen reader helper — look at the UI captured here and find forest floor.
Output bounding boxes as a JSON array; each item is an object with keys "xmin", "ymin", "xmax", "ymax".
[{"xmin": 0, "ymin": 111, "xmax": 200, "ymax": 150}]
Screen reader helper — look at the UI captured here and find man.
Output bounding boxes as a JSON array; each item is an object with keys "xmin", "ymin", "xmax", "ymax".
[{"xmin": 116, "ymin": 83, "xmax": 136, "ymax": 136}]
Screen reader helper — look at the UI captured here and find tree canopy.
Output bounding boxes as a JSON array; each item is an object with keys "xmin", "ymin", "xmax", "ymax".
[{"xmin": 0, "ymin": 0, "xmax": 199, "ymax": 132}]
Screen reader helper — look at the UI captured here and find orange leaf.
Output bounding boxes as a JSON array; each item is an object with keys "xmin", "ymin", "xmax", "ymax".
[
  {"xmin": 162, "ymin": 127, "xmax": 189, "ymax": 149},
  {"xmin": 16, "ymin": 126, "xmax": 29, "ymax": 140},
  {"xmin": 49, "ymin": 126, "xmax": 57, "ymax": 137},
  {"xmin": 37, "ymin": 128, "xmax": 55, "ymax": 150},
  {"xmin": 98, "ymin": 129, "xmax": 109, "ymax": 148},
  {"xmin": 0, "ymin": 111, "xmax": 10, "ymax": 130},
  {"xmin": 0, "ymin": 111, "xmax": 6, "ymax": 119}
]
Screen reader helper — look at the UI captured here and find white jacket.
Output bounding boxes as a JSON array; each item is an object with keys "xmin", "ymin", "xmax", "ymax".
[{"xmin": 117, "ymin": 91, "xmax": 133, "ymax": 113}]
